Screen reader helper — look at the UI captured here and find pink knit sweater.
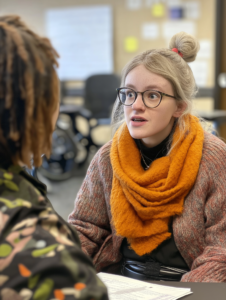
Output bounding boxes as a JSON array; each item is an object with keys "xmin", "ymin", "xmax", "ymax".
[{"xmin": 69, "ymin": 132, "xmax": 226, "ymax": 282}]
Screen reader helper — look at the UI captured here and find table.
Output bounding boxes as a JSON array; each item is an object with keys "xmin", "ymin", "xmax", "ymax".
[{"xmin": 150, "ymin": 281, "xmax": 226, "ymax": 300}]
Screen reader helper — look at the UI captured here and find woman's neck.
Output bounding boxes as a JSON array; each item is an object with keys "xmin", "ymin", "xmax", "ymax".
[{"xmin": 141, "ymin": 118, "xmax": 175, "ymax": 148}]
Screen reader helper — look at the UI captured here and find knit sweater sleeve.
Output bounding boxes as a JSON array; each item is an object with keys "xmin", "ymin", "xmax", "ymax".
[
  {"xmin": 68, "ymin": 141, "xmax": 113, "ymax": 259},
  {"xmin": 178, "ymin": 133, "xmax": 226, "ymax": 282}
]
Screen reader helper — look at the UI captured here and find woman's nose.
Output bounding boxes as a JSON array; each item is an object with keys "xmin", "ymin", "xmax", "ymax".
[{"xmin": 132, "ymin": 93, "xmax": 145, "ymax": 110}]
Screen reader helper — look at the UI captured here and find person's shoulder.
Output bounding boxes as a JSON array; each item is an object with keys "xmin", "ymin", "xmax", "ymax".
[
  {"xmin": 98, "ymin": 140, "xmax": 112, "ymax": 156},
  {"xmin": 202, "ymin": 132, "xmax": 226, "ymax": 163},
  {"xmin": 0, "ymin": 167, "xmax": 43, "ymax": 205},
  {"xmin": 94, "ymin": 140, "xmax": 112, "ymax": 166}
]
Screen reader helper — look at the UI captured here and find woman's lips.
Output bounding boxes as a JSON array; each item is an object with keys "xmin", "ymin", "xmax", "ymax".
[{"xmin": 130, "ymin": 117, "xmax": 148, "ymax": 127}]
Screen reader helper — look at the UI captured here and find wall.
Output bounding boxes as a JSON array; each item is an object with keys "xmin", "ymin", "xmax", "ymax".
[{"xmin": 0, "ymin": 0, "xmax": 216, "ymax": 86}]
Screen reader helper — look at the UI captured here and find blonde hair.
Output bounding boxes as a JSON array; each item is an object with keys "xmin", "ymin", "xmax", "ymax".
[
  {"xmin": 111, "ymin": 32, "xmax": 200, "ymax": 138},
  {"xmin": 0, "ymin": 15, "xmax": 59, "ymax": 168}
]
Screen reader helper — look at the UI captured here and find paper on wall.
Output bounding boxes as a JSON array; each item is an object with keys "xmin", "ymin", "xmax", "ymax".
[
  {"xmin": 45, "ymin": 5, "xmax": 113, "ymax": 80},
  {"xmin": 183, "ymin": 1, "xmax": 200, "ymax": 19},
  {"xmin": 146, "ymin": 0, "xmax": 169, "ymax": 8},
  {"xmin": 197, "ymin": 40, "xmax": 212, "ymax": 59},
  {"xmin": 124, "ymin": 36, "xmax": 139, "ymax": 52},
  {"xmin": 189, "ymin": 60, "xmax": 208, "ymax": 87},
  {"xmin": 168, "ymin": 0, "xmax": 182, "ymax": 7},
  {"xmin": 152, "ymin": 3, "xmax": 165, "ymax": 17},
  {"xmin": 145, "ymin": 0, "xmax": 155, "ymax": 7},
  {"xmin": 126, "ymin": 0, "xmax": 142, "ymax": 10},
  {"xmin": 142, "ymin": 23, "xmax": 159, "ymax": 39},
  {"xmin": 162, "ymin": 21, "xmax": 196, "ymax": 38}
]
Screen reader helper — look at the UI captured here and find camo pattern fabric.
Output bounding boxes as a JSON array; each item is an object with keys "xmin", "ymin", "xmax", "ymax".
[{"xmin": 0, "ymin": 166, "xmax": 108, "ymax": 300}]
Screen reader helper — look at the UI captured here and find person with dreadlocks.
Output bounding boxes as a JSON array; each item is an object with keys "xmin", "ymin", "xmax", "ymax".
[{"xmin": 0, "ymin": 15, "xmax": 108, "ymax": 300}]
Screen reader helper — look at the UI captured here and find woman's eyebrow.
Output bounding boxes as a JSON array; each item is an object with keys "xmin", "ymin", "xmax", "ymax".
[
  {"xmin": 124, "ymin": 84, "xmax": 136, "ymax": 88},
  {"xmin": 125, "ymin": 84, "xmax": 163, "ymax": 90}
]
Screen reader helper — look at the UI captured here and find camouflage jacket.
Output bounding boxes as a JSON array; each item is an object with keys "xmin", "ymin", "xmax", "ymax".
[{"xmin": 0, "ymin": 165, "xmax": 108, "ymax": 300}]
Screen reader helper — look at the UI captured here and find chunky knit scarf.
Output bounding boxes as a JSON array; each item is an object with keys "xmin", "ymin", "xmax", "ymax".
[{"xmin": 110, "ymin": 115, "xmax": 204, "ymax": 256}]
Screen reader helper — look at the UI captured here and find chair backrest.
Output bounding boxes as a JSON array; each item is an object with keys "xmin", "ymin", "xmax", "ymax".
[{"xmin": 84, "ymin": 74, "xmax": 121, "ymax": 119}]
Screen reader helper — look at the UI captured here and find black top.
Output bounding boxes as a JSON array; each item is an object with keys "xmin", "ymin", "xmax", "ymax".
[
  {"xmin": 121, "ymin": 134, "xmax": 189, "ymax": 270},
  {"xmin": 135, "ymin": 135, "xmax": 170, "ymax": 169}
]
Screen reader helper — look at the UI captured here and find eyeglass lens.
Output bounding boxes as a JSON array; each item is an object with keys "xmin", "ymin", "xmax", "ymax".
[{"xmin": 118, "ymin": 88, "xmax": 161, "ymax": 108}]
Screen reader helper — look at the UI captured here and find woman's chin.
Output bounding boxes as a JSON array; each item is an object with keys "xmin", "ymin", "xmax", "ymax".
[{"xmin": 129, "ymin": 131, "xmax": 147, "ymax": 140}]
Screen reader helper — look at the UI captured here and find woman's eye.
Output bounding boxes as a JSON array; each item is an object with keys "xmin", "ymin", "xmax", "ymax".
[
  {"xmin": 148, "ymin": 92, "xmax": 158, "ymax": 99},
  {"xmin": 127, "ymin": 92, "xmax": 134, "ymax": 98}
]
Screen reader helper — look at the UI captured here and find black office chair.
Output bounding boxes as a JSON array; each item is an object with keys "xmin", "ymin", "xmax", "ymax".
[
  {"xmin": 80, "ymin": 74, "xmax": 121, "ymax": 148},
  {"xmin": 84, "ymin": 74, "xmax": 121, "ymax": 119},
  {"xmin": 60, "ymin": 74, "xmax": 121, "ymax": 144},
  {"xmin": 38, "ymin": 74, "xmax": 120, "ymax": 181}
]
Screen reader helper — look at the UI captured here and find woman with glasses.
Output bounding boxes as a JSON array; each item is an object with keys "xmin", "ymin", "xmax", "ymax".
[{"xmin": 69, "ymin": 32, "xmax": 226, "ymax": 282}]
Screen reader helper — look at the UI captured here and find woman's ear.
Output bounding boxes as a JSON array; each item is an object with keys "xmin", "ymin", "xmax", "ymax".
[{"xmin": 173, "ymin": 101, "xmax": 187, "ymax": 118}]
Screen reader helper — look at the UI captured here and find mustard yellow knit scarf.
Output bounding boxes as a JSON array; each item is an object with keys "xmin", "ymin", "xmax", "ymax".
[{"xmin": 110, "ymin": 115, "xmax": 204, "ymax": 256}]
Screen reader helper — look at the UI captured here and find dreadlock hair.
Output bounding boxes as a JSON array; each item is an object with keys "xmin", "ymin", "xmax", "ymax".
[{"xmin": 0, "ymin": 15, "xmax": 59, "ymax": 168}]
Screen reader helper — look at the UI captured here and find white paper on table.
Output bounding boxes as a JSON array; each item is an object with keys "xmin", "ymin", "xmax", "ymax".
[
  {"xmin": 162, "ymin": 21, "xmax": 196, "ymax": 38},
  {"xmin": 189, "ymin": 60, "xmax": 208, "ymax": 87},
  {"xmin": 45, "ymin": 5, "xmax": 113, "ymax": 80},
  {"xmin": 126, "ymin": 0, "xmax": 142, "ymax": 10},
  {"xmin": 183, "ymin": 1, "xmax": 200, "ymax": 19},
  {"xmin": 142, "ymin": 23, "xmax": 159, "ymax": 40},
  {"xmin": 98, "ymin": 272, "xmax": 192, "ymax": 300},
  {"xmin": 197, "ymin": 40, "xmax": 212, "ymax": 59}
]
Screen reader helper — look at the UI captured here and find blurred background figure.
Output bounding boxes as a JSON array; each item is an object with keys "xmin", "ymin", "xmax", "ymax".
[{"xmin": 0, "ymin": 0, "xmax": 225, "ymax": 220}]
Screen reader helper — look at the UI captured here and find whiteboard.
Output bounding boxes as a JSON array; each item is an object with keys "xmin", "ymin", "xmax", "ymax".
[{"xmin": 45, "ymin": 5, "xmax": 113, "ymax": 80}]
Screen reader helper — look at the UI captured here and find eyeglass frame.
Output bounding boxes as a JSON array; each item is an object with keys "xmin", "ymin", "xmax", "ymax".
[{"xmin": 116, "ymin": 87, "xmax": 176, "ymax": 108}]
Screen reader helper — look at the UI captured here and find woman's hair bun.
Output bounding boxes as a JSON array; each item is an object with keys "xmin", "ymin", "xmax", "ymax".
[{"xmin": 169, "ymin": 31, "xmax": 200, "ymax": 63}]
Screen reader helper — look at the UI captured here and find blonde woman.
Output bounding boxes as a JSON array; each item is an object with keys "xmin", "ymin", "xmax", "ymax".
[{"xmin": 69, "ymin": 32, "xmax": 226, "ymax": 282}]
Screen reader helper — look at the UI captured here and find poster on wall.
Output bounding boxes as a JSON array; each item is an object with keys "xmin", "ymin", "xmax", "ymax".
[
  {"xmin": 45, "ymin": 5, "xmax": 113, "ymax": 80},
  {"xmin": 126, "ymin": 0, "xmax": 142, "ymax": 10},
  {"xmin": 162, "ymin": 20, "xmax": 196, "ymax": 38},
  {"xmin": 189, "ymin": 61, "xmax": 208, "ymax": 87},
  {"xmin": 197, "ymin": 40, "xmax": 212, "ymax": 59},
  {"xmin": 183, "ymin": 1, "xmax": 200, "ymax": 19},
  {"xmin": 124, "ymin": 37, "xmax": 139, "ymax": 52},
  {"xmin": 142, "ymin": 23, "xmax": 159, "ymax": 39}
]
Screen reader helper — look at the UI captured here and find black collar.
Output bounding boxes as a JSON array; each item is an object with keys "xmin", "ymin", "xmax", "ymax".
[{"xmin": 135, "ymin": 134, "xmax": 171, "ymax": 169}]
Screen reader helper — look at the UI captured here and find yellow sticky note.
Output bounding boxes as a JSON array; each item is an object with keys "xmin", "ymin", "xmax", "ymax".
[
  {"xmin": 152, "ymin": 3, "xmax": 165, "ymax": 17},
  {"xmin": 124, "ymin": 37, "xmax": 138, "ymax": 53}
]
